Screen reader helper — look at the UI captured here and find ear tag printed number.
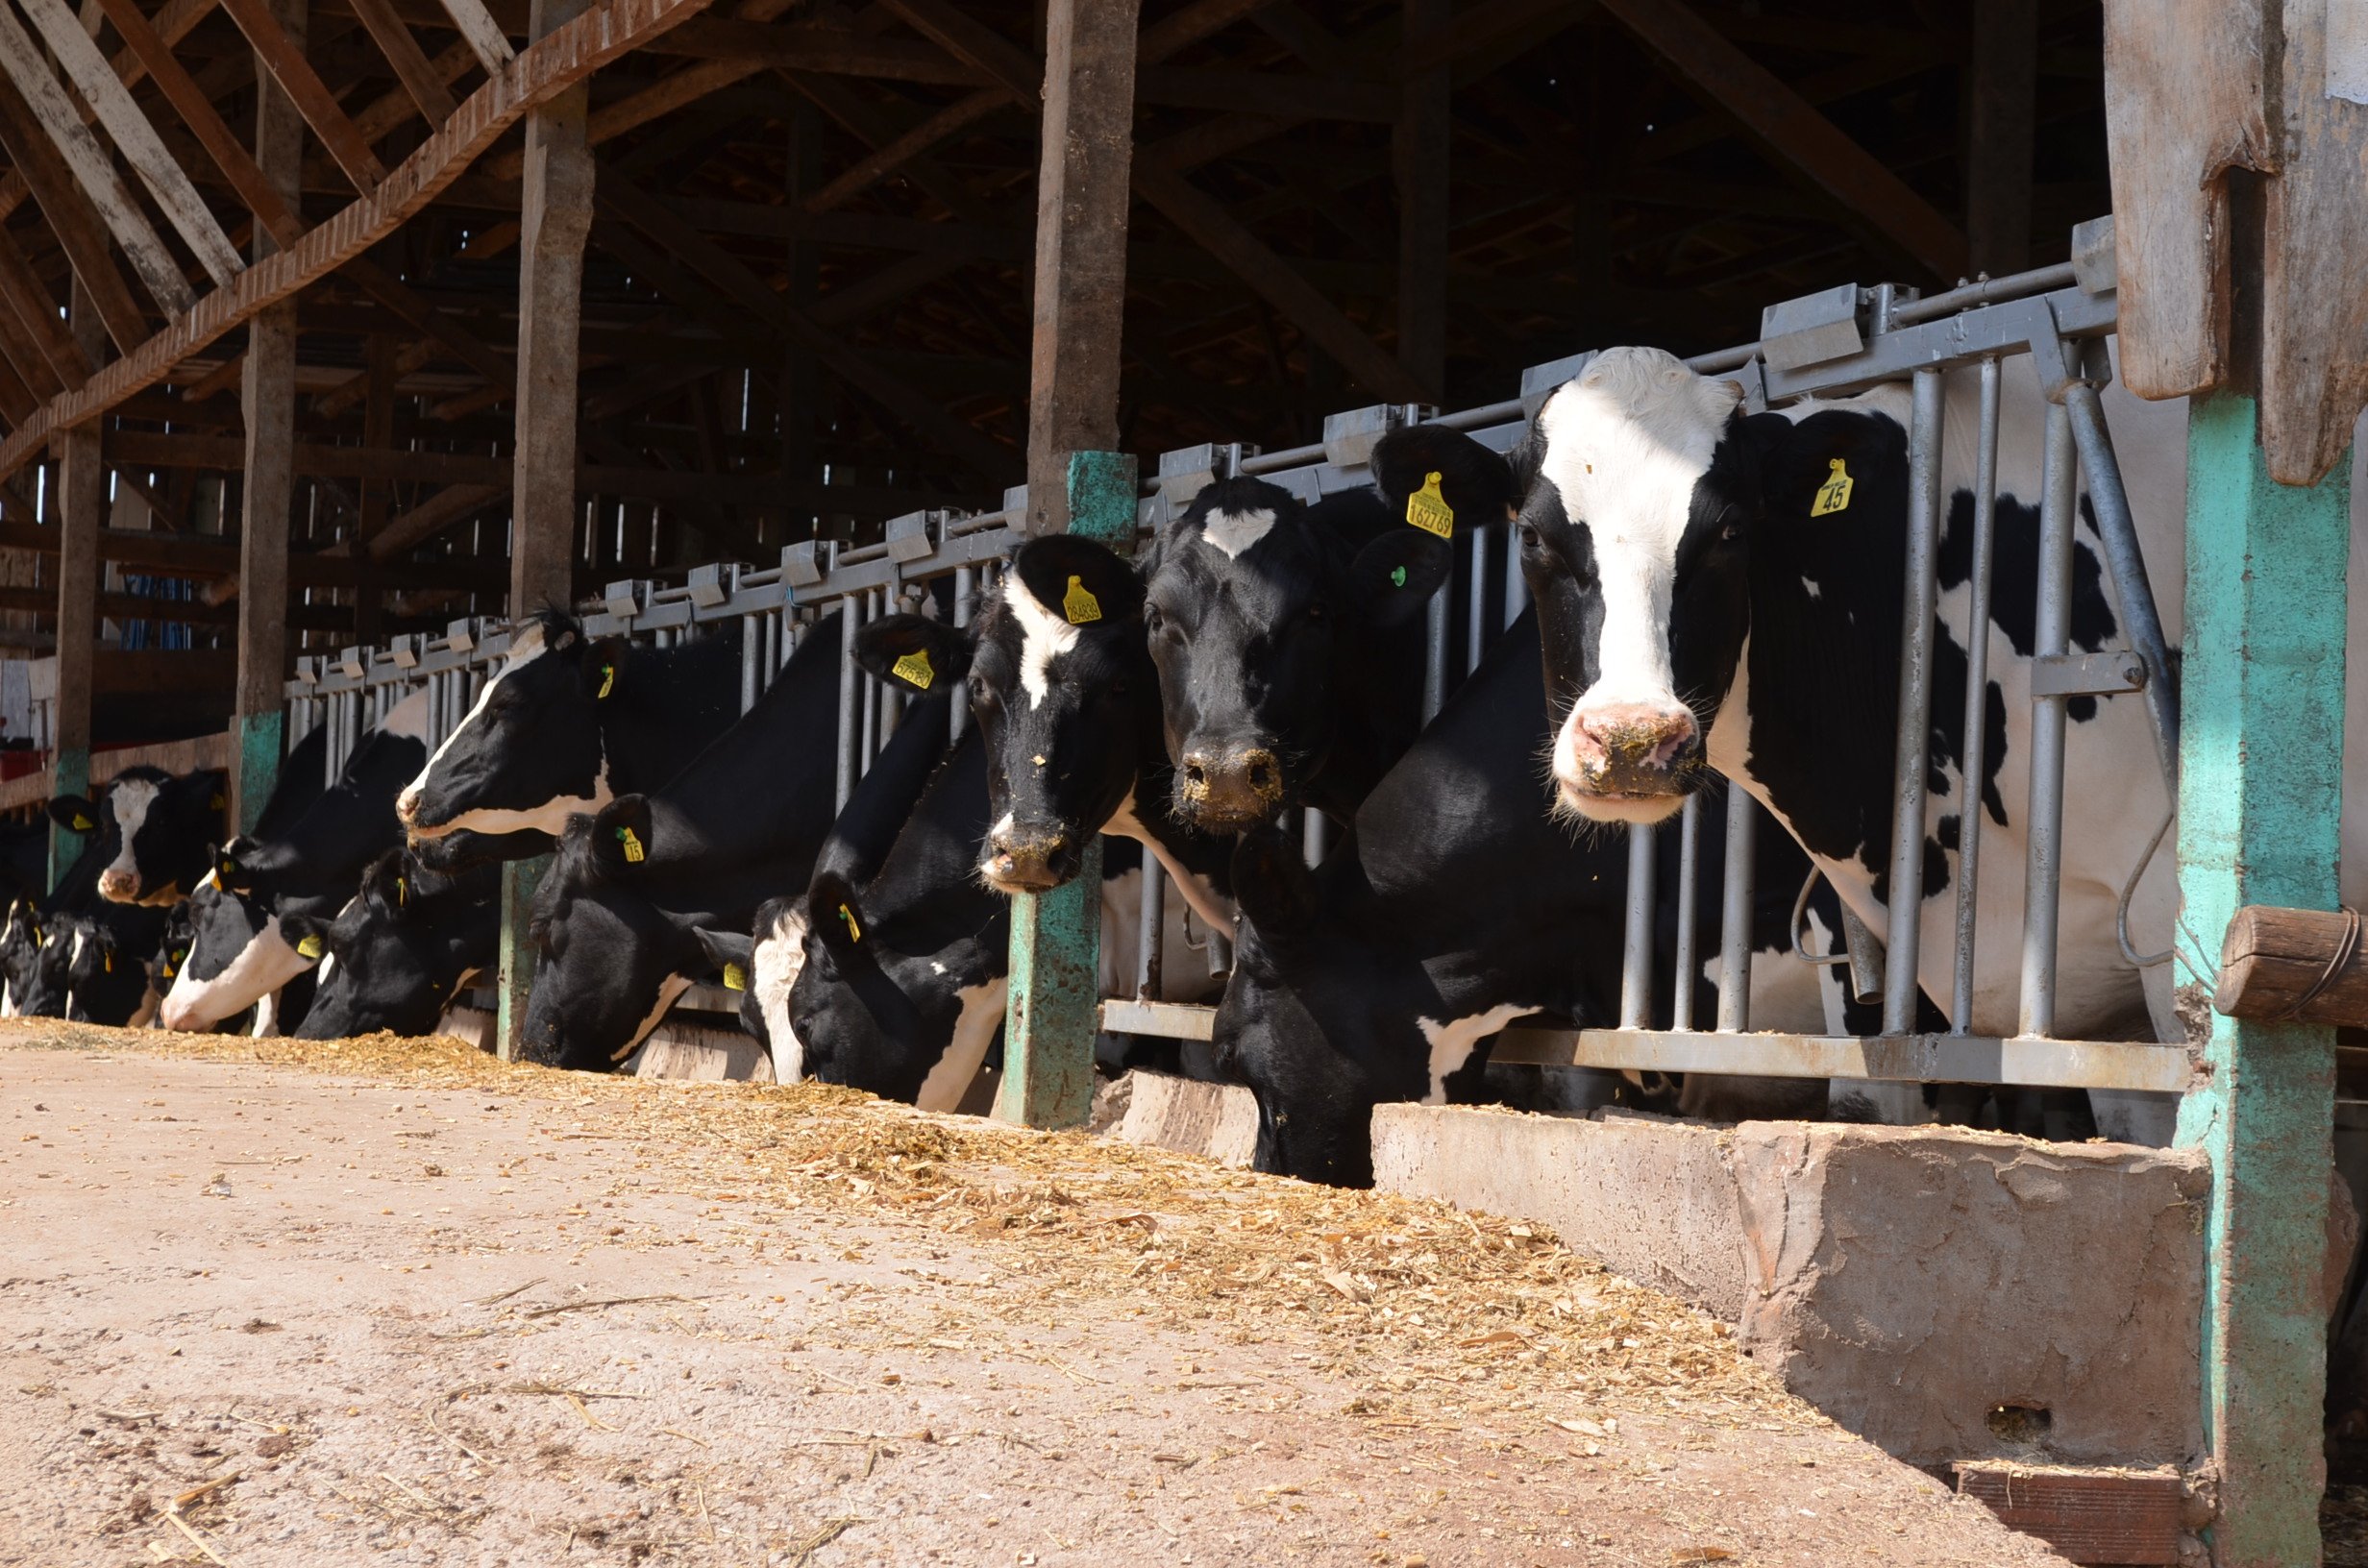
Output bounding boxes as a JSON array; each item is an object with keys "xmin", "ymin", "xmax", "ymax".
[
  {"xmin": 1811, "ymin": 457, "xmax": 1854, "ymax": 517},
  {"xmin": 616, "ymin": 825, "xmax": 646, "ymax": 863},
  {"xmin": 723, "ymin": 962, "xmax": 748, "ymax": 992},
  {"xmin": 1405, "ymin": 471, "xmax": 1455, "ymax": 538},
  {"xmin": 598, "ymin": 664, "xmax": 616, "ymax": 699},
  {"xmin": 1062, "ymin": 576, "xmax": 1102, "ymax": 625},
  {"xmin": 892, "ymin": 649, "xmax": 934, "ymax": 690},
  {"xmin": 838, "ymin": 903, "xmax": 862, "ymax": 943},
  {"xmin": 296, "ymin": 934, "xmax": 325, "ymax": 960}
]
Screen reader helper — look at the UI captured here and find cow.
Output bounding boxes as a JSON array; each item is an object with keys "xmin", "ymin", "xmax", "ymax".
[
  {"xmin": 1219, "ymin": 608, "xmax": 1865, "ymax": 1187},
  {"xmin": 0, "ymin": 896, "xmax": 38, "ymax": 1014},
  {"xmin": 1510, "ymin": 346, "xmax": 2281, "ymax": 1141},
  {"xmin": 50, "ymin": 766, "xmax": 230, "ymax": 906},
  {"xmin": 47, "ymin": 908, "xmax": 167, "ymax": 1025},
  {"xmin": 284, "ymin": 850, "xmax": 499, "ymax": 1039},
  {"xmin": 395, "ymin": 609, "xmax": 744, "ymax": 849},
  {"xmin": 1138, "ymin": 426, "xmax": 1470, "ymax": 831},
  {"xmin": 516, "ymin": 613, "xmax": 846, "ymax": 1070},
  {"xmin": 158, "ymin": 691, "xmax": 432, "ymax": 1033}
]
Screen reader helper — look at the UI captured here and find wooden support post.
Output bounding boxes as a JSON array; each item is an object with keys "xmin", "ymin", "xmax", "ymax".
[
  {"xmin": 48, "ymin": 281, "xmax": 105, "ymax": 887},
  {"xmin": 354, "ymin": 333, "xmax": 393, "ymax": 641},
  {"xmin": 2173, "ymin": 392, "xmax": 2351, "ymax": 1566},
  {"xmin": 231, "ymin": 0, "xmax": 305, "ymax": 837},
  {"xmin": 499, "ymin": 0, "xmax": 592, "ymax": 1063},
  {"xmin": 1394, "ymin": 0, "xmax": 1448, "ymax": 399},
  {"xmin": 997, "ymin": 451, "xmax": 1135, "ymax": 1130},
  {"xmin": 1021, "ymin": 0, "xmax": 1141, "ymax": 538},
  {"xmin": 1965, "ymin": 0, "xmax": 2034, "ymax": 278}
]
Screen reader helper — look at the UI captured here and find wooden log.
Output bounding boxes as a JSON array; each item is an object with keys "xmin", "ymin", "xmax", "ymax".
[
  {"xmin": 48, "ymin": 284, "xmax": 103, "ymax": 886},
  {"xmin": 0, "ymin": 226, "xmax": 87, "ymax": 390},
  {"xmin": 432, "ymin": 0, "xmax": 516, "ymax": 73},
  {"xmin": 0, "ymin": 57, "xmax": 162, "ymax": 350},
  {"xmin": 2214, "ymin": 905, "xmax": 2368, "ymax": 1026},
  {"xmin": 1953, "ymin": 1462, "xmax": 2184, "ymax": 1566}
]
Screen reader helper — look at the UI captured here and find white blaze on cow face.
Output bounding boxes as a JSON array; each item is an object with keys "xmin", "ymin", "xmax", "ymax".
[
  {"xmin": 1004, "ymin": 577, "xmax": 1081, "ymax": 710},
  {"xmin": 96, "ymin": 778, "xmax": 160, "ymax": 902},
  {"xmin": 159, "ymin": 908, "xmax": 316, "ymax": 1032},
  {"xmin": 751, "ymin": 903, "xmax": 809, "ymax": 1086},
  {"xmin": 1416, "ymin": 1002, "xmax": 1539, "ymax": 1103},
  {"xmin": 1538, "ymin": 348, "xmax": 1741, "ymax": 822},
  {"xmin": 1198, "ymin": 506, "xmax": 1277, "ymax": 561}
]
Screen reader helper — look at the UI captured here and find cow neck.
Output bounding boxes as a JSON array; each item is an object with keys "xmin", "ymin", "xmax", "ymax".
[
  {"xmin": 595, "ymin": 624, "xmax": 746, "ymax": 797},
  {"xmin": 637, "ymin": 610, "xmax": 844, "ymax": 860}
]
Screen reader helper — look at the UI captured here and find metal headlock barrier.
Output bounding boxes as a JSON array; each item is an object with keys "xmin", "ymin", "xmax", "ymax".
[{"xmin": 283, "ymin": 220, "xmax": 2189, "ymax": 1096}]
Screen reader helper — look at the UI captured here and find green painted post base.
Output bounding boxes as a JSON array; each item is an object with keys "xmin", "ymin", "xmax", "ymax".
[
  {"xmin": 46, "ymin": 746, "xmax": 87, "ymax": 893},
  {"xmin": 496, "ymin": 856, "xmax": 549, "ymax": 1062},
  {"xmin": 2173, "ymin": 392, "xmax": 2350, "ymax": 1568},
  {"xmin": 232, "ymin": 709, "xmax": 284, "ymax": 839},
  {"xmin": 997, "ymin": 450, "xmax": 1139, "ymax": 1130}
]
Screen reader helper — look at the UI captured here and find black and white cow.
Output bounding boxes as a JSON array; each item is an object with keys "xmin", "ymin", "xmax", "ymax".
[
  {"xmin": 1514, "ymin": 347, "xmax": 2219, "ymax": 1131},
  {"xmin": 1219, "ymin": 609, "xmax": 1864, "ymax": 1186},
  {"xmin": 284, "ymin": 850, "xmax": 499, "ymax": 1039},
  {"xmin": 1139, "ymin": 428, "xmax": 1470, "ymax": 830},
  {"xmin": 518, "ymin": 614, "xmax": 846, "ymax": 1069},
  {"xmin": 395, "ymin": 610, "xmax": 744, "ymax": 849},
  {"xmin": 51, "ymin": 766, "xmax": 229, "ymax": 906},
  {"xmin": 158, "ymin": 691, "xmax": 432, "ymax": 1032},
  {"xmin": 854, "ymin": 537, "xmax": 1236, "ymax": 932},
  {"xmin": 46, "ymin": 907, "xmax": 168, "ymax": 1024}
]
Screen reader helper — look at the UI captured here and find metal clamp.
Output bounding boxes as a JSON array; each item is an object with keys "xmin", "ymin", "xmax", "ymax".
[{"xmin": 2030, "ymin": 650, "xmax": 2149, "ymax": 698}]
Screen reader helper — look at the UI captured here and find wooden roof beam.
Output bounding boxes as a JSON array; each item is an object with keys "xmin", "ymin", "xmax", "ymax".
[
  {"xmin": 0, "ymin": 79, "xmax": 154, "ymax": 351},
  {"xmin": 347, "ymin": 0, "xmax": 462, "ymax": 125},
  {"xmin": 215, "ymin": 0, "xmax": 391, "ymax": 192},
  {"xmin": 430, "ymin": 0, "xmax": 516, "ymax": 73},
  {"xmin": 0, "ymin": 226, "xmax": 89, "ymax": 389}
]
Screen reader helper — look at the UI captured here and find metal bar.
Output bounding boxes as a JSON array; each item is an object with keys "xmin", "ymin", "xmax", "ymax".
[
  {"xmin": 950, "ymin": 563, "xmax": 974, "ymax": 746},
  {"xmin": 1716, "ymin": 788, "xmax": 1756, "ymax": 1031},
  {"xmin": 858, "ymin": 586, "xmax": 881, "ymax": 772},
  {"xmin": 1489, "ymin": 1025, "xmax": 2192, "ymax": 1094},
  {"xmin": 1670, "ymin": 793, "xmax": 1702, "ymax": 1030},
  {"xmin": 2017, "ymin": 400, "xmax": 2077, "ymax": 1039},
  {"xmin": 738, "ymin": 611, "xmax": 759, "ymax": 714},
  {"xmin": 1618, "ymin": 822, "xmax": 1656, "ymax": 1030},
  {"xmin": 1303, "ymin": 808, "xmax": 1329, "ymax": 868},
  {"xmin": 1135, "ymin": 853, "xmax": 1163, "ymax": 1001},
  {"xmin": 1466, "ymin": 520, "xmax": 1490, "ymax": 674},
  {"xmin": 1949, "ymin": 355, "xmax": 2002, "ymax": 1034},
  {"xmin": 2063, "ymin": 380, "xmax": 2180, "ymax": 789},
  {"xmin": 1881, "ymin": 367, "xmax": 1946, "ymax": 1034},
  {"xmin": 1420, "ymin": 586, "xmax": 1447, "ymax": 723},
  {"xmin": 876, "ymin": 589, "xmax": 902, "ymax": 739},
  {"xmin": 1502, "ymin": 520, "xmax": 1528, "ymax": 627},
  {"xmin": 1887, "ymin": 260, "xmax": 2079, "ymax": 326},
  {"xmin": 834, "ymin": 591, "xmax": 860, "ymax": 812}
]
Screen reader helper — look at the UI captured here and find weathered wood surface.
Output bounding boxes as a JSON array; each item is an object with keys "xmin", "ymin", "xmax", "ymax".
[
  {"xmin": 0, "ymin": 0, "xmax": 721, "ymax": 482},
  {"xmin": 1953, "ymin": 1463, "xmax": 2185, "ymax": 1566},
  {"xmin": 0, "ymin": 730, "xmax": 231, "ymax": 816},
  {"xmin": 2216, "ymin": 905, "xmax": 2368, "ymax": 1026}
]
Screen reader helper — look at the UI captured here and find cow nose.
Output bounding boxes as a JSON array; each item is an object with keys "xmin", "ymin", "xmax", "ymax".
[
  {"xmin": 394, "ymin": 786, "xmax": 423, "ymax": 826},
  {"xmin": 983, "ymin": 824, "xmax": 1069, "ymax": 893},
  {"xmin": 97, "ymin": 869, "xmax": 135, "ymax": 900},
  {"xmin": 1567, "ymin": 703, "xmax": 1698, "ymax": 793},
  {"xmin": 1178, "ymin": 746, "xmax": 1284, "ymax": 829}
]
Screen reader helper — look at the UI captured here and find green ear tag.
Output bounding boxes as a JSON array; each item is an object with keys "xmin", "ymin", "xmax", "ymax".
[
  {"xmin": 617, "ymin": 825, "xmax": 646, "ymax": 863},
  {"xmin": 892, "ymin": 649, "xmax": 935, "ymax": 690},
  {"xmin": 722, "ymin": 961, "xmax": 748, "ymax": 992},
  {"xmin": 1405, "ymin": 471, "xmax": 1455, "ymax": 538},
  {"xmin": 1062, "ymin": 576, "xmax": 1102, "ymax": 625},
  {"xmin": 1811, "ymin": 457, "xmax": 1853, "ymax": 517},
  {"xmin": 296, "ymin": 934, "xmax": 325, "ymax": 960},
  {"xmin": 1390, "ymin": 565, "xmax": 1408, "ymax": 588},
  {"xmin": 838, "ymin": 903, "xmax": 862, "ymax": 943},
  {"xmin": 598, "ymin": 663, "xmax": 616, "ymax": 699}
]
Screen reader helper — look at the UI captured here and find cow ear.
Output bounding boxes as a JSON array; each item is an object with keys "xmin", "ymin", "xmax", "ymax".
[
  {"xmin": 360, "ymin": 853, "xmax": 414, "ymax": 919},
  {"xmin": 853, "ymin": 614, "xmax": 974, "ymax": 696},
  {"xmin": 1010, "ymin": 535, "xmax": 1145, "ymax": 628},
  {"xmin": 590, "ymin": 795, "xmax": 655, "ymax": 873},
  {"xmin": 214, "ymin": 838, "xmax": 258, "ymax": 894},
  {"xmin": 806, "ymin": 870, "xmax": 867, "ymax": 956},
  {"xmin": 1748, "ymin": 410, "xmax": 1860, "ymax": 522},
  {"xmin": 1370, "ymin": 425, "xmax": 1517, "ymax": 536},
  {"xmin": 1348, "ymin": 531, "xmax": 1452, "ymax": 628},
  {"xmin": 48, "ymin": 794, "xmax": 97, "ymax": 834},
  {"xmin": 281, "ymin": 912, "xmax": 331, "ymax": 963},
  {"xmin": 583, "ymin": 636, "xmax": 629, "ymax": 699},
  {"xmin": 692, "ymin": 925, "xmax": 754, "ymax": 991},
  {"xmin": 1230, "ymin": 826, "xmax": 1317, "ymax": 948}
]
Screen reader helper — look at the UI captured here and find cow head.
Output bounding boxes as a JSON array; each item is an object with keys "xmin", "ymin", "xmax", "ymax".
[
  {"xmin": 396, "ymin": 612, "xmax": 617, "ymax": 839},
  {"xmin": 91, "ymin": 767, "xmax": 227, "ymax": 905},
  {"xmin": 157, "ymin": 866, "xmax": 317, "ymax": 1032},
  {"xmin": 56, "ymin": 915, "xmax": 150, "ymax": 1025},
  {"xmin": 289, "ymin": 852, "xmax": 493, "ymax": 1040},
  {"xmin": 519, "ymin": 801, "xmax": 700, "ymax": 1070},
  {"xmin": 1143, "ymin": 465, "xmax": 1452, "ymax": 832},
  {"xmin": 854, "ymin": 536, "xmax": 1146, "ymax": 895},
  {"xmin": 1518, "ymin": 347, "xmax": 1767, "ymax": 824},
  {"xmin": 13, "ymin": 912, "xmax": 74, "ymax": 1017},
  {"xmin": 694, "ymin": 898, "xmax": 806, "ymax": 1084}
]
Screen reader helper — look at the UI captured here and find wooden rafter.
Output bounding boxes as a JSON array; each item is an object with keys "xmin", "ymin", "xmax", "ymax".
[
  {"xmin": 347, "ymin": 0, "xmax": 462, "ymax": 125},
  {"xmin": 0, "ymin": 0, "xmax": 721, "ymax": 479},
  {"xmin": 216, "ymin": 0, "xmax": 392, "ymax": 191},
  {"xmin": 0, "ymin": 225, "xmax": 89, "ymax": 390},
  {"xmin": 0, "ymin": 74, "xmax": 153, "ymax": 351},
  {"xmin": 431, "ymin": 0, "xmax": 515, "ymax": 74}
]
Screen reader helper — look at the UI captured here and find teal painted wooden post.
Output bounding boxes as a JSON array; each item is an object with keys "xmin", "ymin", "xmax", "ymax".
[
  {"xmin": 2174, "ymin": 392, "xmax": 2350, "ymax": 1566},
  {"xmin": 46, "ymin": 746, "xmax": 87, "ymax": 892},
  {"xmin": 997, "ymin": 451, "xmax": 1137, "ymax": 1129},
  {"xmin": 495, "ymin": 857, "xmax": 549, "ymax": 1062},
  {"xmin": 232, "ymin": 710, "xmax": 283, "ymax": 838}
]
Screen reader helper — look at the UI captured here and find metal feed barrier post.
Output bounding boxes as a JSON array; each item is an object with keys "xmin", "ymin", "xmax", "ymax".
[{"xmin": 2173, "ymin": 393, "xmax": 2350, "ymax": 1566}]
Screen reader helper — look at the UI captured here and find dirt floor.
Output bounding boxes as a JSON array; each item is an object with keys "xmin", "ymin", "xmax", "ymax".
[{"xmin": 0, "ymin": 1023, "xmax": 2073, "ymax": 1567}]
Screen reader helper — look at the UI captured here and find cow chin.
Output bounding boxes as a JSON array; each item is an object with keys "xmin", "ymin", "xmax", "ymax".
[{"xmin": 1552, "ymin": 778, "xmax": 1691, "ymax": 828}]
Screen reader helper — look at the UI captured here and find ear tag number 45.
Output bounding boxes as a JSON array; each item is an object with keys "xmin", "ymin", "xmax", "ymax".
[{"xmin": 1811, "ymin": 457, "xmax": 1853, "ymax": 517}]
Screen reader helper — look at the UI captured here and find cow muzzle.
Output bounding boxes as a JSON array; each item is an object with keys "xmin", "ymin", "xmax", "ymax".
[
  {"xmin": 1558, "ymin": 702, "xmax": 1700, "ymax": 801},
  {"xmin": 1176, "ymin": 746, "xmax": 1285, "ymax": 830},
  {"xmin": 980, "ymin": 823, "xmax": 1077, "ymax": 894},
  {"xmin": 96, "ymin": 867, "xmax": 138, "ymax": 902}
]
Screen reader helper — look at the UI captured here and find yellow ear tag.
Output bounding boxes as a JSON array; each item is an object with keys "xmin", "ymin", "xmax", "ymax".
[
  {"xmin": 296, "ymin": 934, "xmax": 325, "ymax": 960},
  {"xmin": 70, "ymin": 814, "xmax": 93, "ymax": 832},
  {"xmin": 1062, "ymin": 576, "xmax": 1102, "ymax": 625},
  {"xmin": 617, "ymin": 825, "xmax": 646, "ymax": 864},
  {"xmin": 210, "ymin": 793, "xmax": 226, "ymax": 812},
  {"xmin": 598, "ymin": 664, "xmax": 615, "ymax": 699},
  {"xmin": 838, "ymin": 903, "xmax": 862, "ymax": 943},
  {"xmin": 103, "ymin": 950, "xmax": 112, "ymax": 973},
  {"xmin": 1405, "ymin": 471, "xmax": 1455, "ymax": 539},
  {"xmin": 163, "ymin": 952, "xmax": 179, "ymax": 978},
  {"xmin": 395, "ymin": 876, "xmax": 407, "ymax": 907},
  {"xmin": 1811, "ymin": 457, "xmax": 1854, "ymax": 517},
  {"xmin": 722, "ymin": 961, "xmax": 748, "ymax": 992},
  {"xmin": 892, "ymin": 649, "xmax": 935, "ymax": 690}
]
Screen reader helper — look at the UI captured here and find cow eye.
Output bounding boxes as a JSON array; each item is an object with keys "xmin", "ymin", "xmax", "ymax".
[
  {"xmin": 1719, "ymin": 505, "xmax": 1743, "ymax": 542},
  {"xmin": 1517, "ymin": 522, "xmax": 1542, "ymax": 551},
  {"xmin": 1144, "ymin": 604, "xmax": 1165, "ymax": 635},
  {"xmin": 1304, "ymin": 600, "xmax": 1326, "ymax": 623}
]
